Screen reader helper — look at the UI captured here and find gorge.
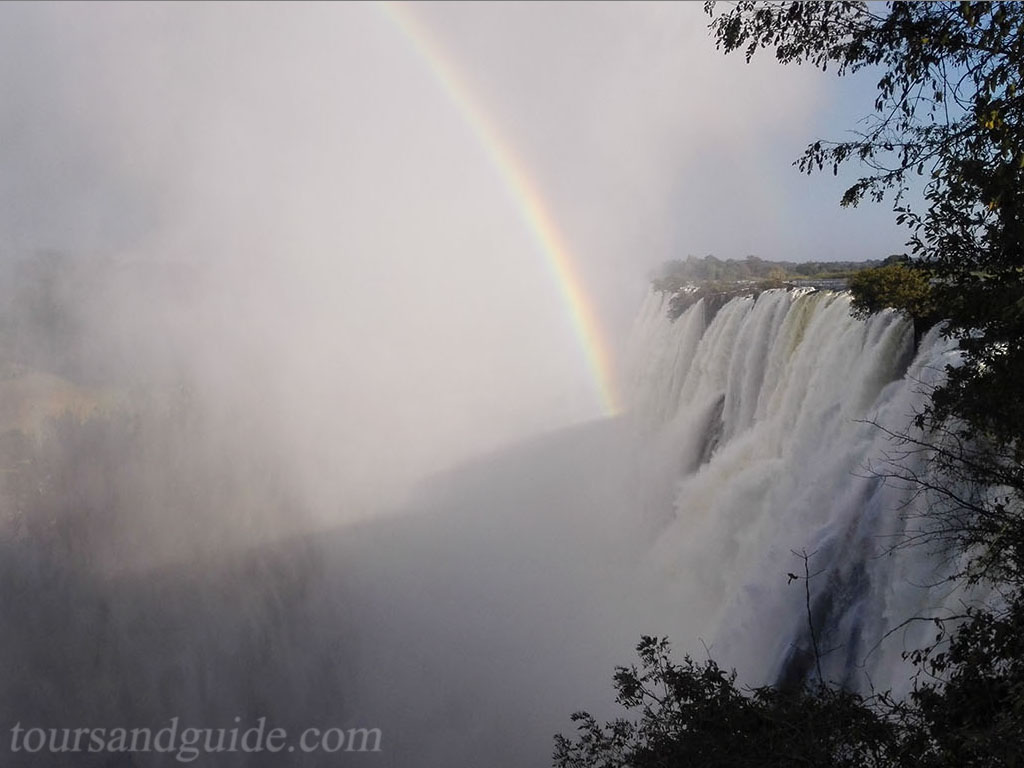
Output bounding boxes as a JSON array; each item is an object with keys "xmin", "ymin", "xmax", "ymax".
[{"xmin": 0, "ymin": 285, "xmax": 969, "ymax": 766}]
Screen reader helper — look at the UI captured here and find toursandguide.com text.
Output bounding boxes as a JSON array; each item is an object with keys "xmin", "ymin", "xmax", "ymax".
[{"xmin": 9, "ymin": 717, "xmax": 382, "ymax": 762}]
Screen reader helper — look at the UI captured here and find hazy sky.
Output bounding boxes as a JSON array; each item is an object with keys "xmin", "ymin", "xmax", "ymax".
[{"xmin": 0, "ymin": 2, "xmax": 909, "ymax": 512}]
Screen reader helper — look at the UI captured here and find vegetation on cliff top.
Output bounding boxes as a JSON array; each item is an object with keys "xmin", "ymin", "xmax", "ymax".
[
  {"xmin": 559, "ymin": 3, "xmax": 1024, "ymax": 765},
  {"xmin": 652, "ymin": 253, "xmax": 889, "ymax": 293},
  {"xmin": 652, "ymin": 253, "xmax": 906, "ymax": 321}
]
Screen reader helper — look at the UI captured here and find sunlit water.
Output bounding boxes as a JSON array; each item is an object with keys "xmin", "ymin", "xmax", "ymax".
[{"xmin": 0, "ymin": 288, "xmax": 974, "ymax": 766}]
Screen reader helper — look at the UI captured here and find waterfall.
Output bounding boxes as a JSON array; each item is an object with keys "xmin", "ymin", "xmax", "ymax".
[
  {"xmin": 624, "ymin": 288, "xmax": 970, "ymax": 691},
  {"xmin": 0, "ymin": 285, "xmax": 984, "ymax": 767}
]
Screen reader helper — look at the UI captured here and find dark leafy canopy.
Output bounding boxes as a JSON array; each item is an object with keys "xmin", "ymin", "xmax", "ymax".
[
  {"xmin": 847, "ymin": 261, "xmax": 938, "ymax": 337},
  {"xmin": 553, "ymin": 637, "xmax": 904, "ymax": 768},
  {"xmin": 554, "ymin": 629, "xmax": 1024, "ymax": 768},
  {"xmin": 552, "ymin": 638, "xmax": 905, "ymax": 768}
]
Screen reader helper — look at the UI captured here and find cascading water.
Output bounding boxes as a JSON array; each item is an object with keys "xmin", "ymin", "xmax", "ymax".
[
  {"xmin": 624, "ymin": 287, "xmax": 970, "ymax": 692},
  {"xmin": 0, "ymin": 285, "xmax": 981, "ymax": 767}
]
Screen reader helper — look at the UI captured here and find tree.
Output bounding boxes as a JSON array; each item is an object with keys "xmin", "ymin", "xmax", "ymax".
[
  {"xmin": 554, "ymin": 637, "xmax": 906, "ymax": 768},
  {"xmin": 710, "ymin": 0, "xmax": 1024, "ymax": 651},
  {"xmin": 704, "ymin": 0, "xmax": 1024, "ymax": 584},
  {"xmin": 553, "ymin": 621, "xmax": 1024, "ymax": 768},
  {"xmin": 557, "ymin": 4, "xmax": 1024, "ymax": 765},
  {"xmin": 708, "ymin": 0, "xmax": 1024, "ymax": 470},
  {"xmin": 848, "ymin": 262, "xmax": 937, "ymax": 337}
]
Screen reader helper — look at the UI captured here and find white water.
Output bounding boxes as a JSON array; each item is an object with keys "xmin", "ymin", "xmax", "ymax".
[
  {"xmin": 0, "ymin": 287, "xmax": 976, "ymax": 766},
  {"xmin": 624, "ymin": 288, "xmax": 969, "ymax": 690}
]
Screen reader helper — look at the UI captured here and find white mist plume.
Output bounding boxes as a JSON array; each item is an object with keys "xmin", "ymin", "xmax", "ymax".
[
  {"xmin": 0, "ymin": 3, "xmax": 907, "ymax": 531},
  {"xmin": 0, "ymin": 6, "xmax": 953, "ymax": 768}
]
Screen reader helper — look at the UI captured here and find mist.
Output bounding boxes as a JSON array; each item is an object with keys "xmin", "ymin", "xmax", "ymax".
[
  {"xmin": 0, "ymin": 4, "xmax": 926, "ymax": 767},
  {"xmin": 0, "ymin": 4, "xmax": 908, "ymax": 511}
]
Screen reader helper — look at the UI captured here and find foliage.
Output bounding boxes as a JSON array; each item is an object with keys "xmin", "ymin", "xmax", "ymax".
[
  {"xmin": 558, "ymin": 4, "xmax": 1024, "ymax": 766},
  {"xmin": 557, "ymin": 638, "xmax": 909, "ymax": 768},
  {"xmin": 553, "ymin": 638, "xmax": 904, "ymax": 768},
  {"xmin": 910, "ymin": 593, "xmax": 1024, "ymax": 766},
  {"xmin": 848, "ymin": 262, "xmax": 938, "ymax": 334},
  {"xmin": 704, "ymin": 0, "xmax": 1024, "ymax": 585},
  {"xmin": 707, "ymin": 0, "xmax": 1024, "ymax": 468},
  {"xmin": 554, "ymin": 619, "xmax": 1024, "ymax": 768}
]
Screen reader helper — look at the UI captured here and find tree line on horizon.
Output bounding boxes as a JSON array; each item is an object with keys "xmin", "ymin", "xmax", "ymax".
[
  {"xmin": 652, "ymin": 253, "xmax": 896, "ymax": 290},
  {"xmin": 558, "ymin": 3, "xmax": 1024, "ymax": 766}
]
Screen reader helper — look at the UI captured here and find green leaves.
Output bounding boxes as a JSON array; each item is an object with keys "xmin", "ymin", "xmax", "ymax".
[{"xmin": 848, "ymin": 263, "xmax": 937, "ymax": 321}]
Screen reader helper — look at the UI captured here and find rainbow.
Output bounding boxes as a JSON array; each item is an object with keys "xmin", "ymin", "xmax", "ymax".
[{"xmin": 378, "ymin": 2, "xmax": 620, "ymax": 416}]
